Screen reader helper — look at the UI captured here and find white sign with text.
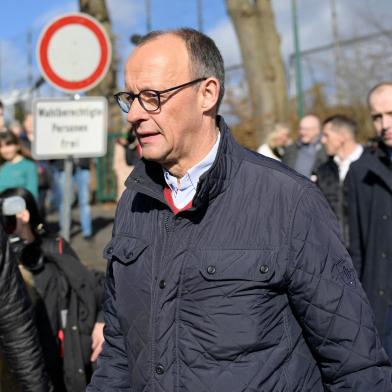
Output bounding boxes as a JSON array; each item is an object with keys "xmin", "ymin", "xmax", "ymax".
[{"xmin": 32, "ymin": 97, "xmax": 108, "ymax": 159}]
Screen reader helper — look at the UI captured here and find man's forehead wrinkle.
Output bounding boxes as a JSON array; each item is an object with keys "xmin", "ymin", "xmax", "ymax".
[
  {"xmin": 125, "ymin": 64, "xmax": 181, "ymax": 93},
  {"xmin": 370, "ymin": 86, "xmax": 392, "ymax": 104},
  {"xmin": 370, "ymin": 96, "xmax": 392, "ymax": 114},
  {"xmin": 125, "ymin": 47, "xmax": 189, "ymax": 92}
]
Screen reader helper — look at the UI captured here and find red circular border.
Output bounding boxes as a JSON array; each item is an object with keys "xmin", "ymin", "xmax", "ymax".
[{"xmin": 38, "ymin": 15, "xmax": 110, "ymax": 91}]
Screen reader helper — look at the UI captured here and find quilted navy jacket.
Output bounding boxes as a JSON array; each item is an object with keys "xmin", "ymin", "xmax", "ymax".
[{"xmin": 88, "ymin": 117, "xmax": 392, "ymax": 391}]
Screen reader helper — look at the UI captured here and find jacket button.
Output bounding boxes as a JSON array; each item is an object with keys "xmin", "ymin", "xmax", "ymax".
[
  {"xmin": 159, "ymin": 280, "xmax": 166, "ymax": 289},
  {"xmin": 207, "ymin": 265, "xmax": 216, "ymax": 275},
  {"xmin": 155, "ymin": 364, "xmax": 165, "ymax": 375},
  {"xmin": 107, "ymin": 247, "xmax": 113, "ymax": 254},
  {"xmin": 382, "ymin": 214, "xmax": 389, "ymax": 220},
  {"xmin": 381, "ymin": 252, "xmax": 387, "ymax": 259},
  {"xmin": 259, "ymin": 265, "xmax": 269, "ymax": 274},
  {"xmin": 379, "ymin": 289, "xmax": 385, "ymax": 296}
]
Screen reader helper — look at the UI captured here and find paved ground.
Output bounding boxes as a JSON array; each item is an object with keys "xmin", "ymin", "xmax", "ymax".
[{"xmin": 46, "ymin": 201, "xmax": 117, "ymax": 271}]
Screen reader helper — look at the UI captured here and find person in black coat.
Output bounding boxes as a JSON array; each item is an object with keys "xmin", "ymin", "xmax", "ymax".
[
  {"xmin": 0, "ymin": 187, "xmax": 105, "ymax": 392},
  {"xmin": 347, "ymin": 82, "xmax": 392, "ymax": 359},
  {"xmin": 89, "ymin": 29, "xmax": 392, "ymax": 391},
  {"xmin": 314, "ymin": 114, "xmax": 363, "ymax": 246},
  {"xmin": 0, "ymin": 199, "xmax": 51, "ymax": 391}
]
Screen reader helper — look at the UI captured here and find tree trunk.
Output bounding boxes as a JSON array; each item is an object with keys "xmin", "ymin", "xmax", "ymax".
[
  {"xmin": 78, "ymin": 0, "xmax": 122, "ymax": 133},
  {"xmin": 226, "ymin": 0, "xmax": 288, "ymax": 146}
]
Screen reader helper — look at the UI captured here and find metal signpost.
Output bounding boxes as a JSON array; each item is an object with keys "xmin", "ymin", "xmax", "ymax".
[{"xmin": 34, "ymin": 13, "xmax": 111, "ymax": 241}]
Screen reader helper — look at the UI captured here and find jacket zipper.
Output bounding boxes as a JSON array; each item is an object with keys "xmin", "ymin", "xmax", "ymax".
[{"xmin": 150, "ymin": 209, "xmax": 172, "ymax": 391}]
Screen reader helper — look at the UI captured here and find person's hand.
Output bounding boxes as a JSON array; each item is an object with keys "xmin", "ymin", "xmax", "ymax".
[{"xmin": 90, "ymin": 322, "xmax": 105, "ymax": 362}]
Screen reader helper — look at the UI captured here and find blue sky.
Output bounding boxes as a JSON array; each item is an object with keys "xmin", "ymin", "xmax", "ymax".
[{"xmin": 0, "ymin": 0, "xmax": 391, "ymax": 106}]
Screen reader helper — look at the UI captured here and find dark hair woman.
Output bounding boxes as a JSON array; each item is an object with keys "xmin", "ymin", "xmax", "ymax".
[{"xmin": 0, "ymin": 131, "xmax": 38, "ymax": 199}]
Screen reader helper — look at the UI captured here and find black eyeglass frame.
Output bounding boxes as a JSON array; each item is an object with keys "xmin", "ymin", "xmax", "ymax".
[{"xmin": 114, "ymin": 77, "xmax": 207, "ymax": 113}]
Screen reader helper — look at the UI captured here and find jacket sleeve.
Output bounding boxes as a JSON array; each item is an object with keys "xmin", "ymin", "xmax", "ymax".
[
  {"xmin": 87, "ymin": 259, "xmax": 131, "ymax": 391},
  {"xmin": 0, "ymin": 226, "xmax": 52, "ymax": 392},
  {"xmin": 286, "ymin": 185, "xmax": 392, "ymax": 391},
  {"xmin": 345, "ymin": 168, "xmax": 364, "ymax": 278},
  {"xmin": 90, "ymin": 268, "xmax": 106, "ymax": 323}
]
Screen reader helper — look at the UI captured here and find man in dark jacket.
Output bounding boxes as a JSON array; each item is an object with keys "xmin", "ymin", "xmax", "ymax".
[
  {"xmin": 0, "ymin": 218, "xmax": 51, "ymax": 391},
  {"xmin": 347, "ymin": 82, "xmax": 392, "ymax": 359},
  {"xmin": 88, "ymin": 29, "xmax": 392, "ymax": 391},
  {"xmin": 315, "ymin": 114, "xmax": 363, "ymax": 246}
]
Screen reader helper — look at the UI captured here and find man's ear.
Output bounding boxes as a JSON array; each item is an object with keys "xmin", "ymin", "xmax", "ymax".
[
  {"xmin": 16, "ymin": 209, "xmax": 30, "ymax": 224},
  {"xmin": 200, "ymin": 77, "xmax": 220, "ymax": 113}
]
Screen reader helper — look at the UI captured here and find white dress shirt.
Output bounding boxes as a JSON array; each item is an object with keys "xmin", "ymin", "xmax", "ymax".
[
  {"xmin": 334, "ymin": 144, "xmax": 363, "ymax": 182},
  {"xmin": 163, "ymin": 132, "xmax": 221, "ymax": 209}
]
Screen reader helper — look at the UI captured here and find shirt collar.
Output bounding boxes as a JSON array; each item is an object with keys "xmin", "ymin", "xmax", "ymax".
[
  {"xmin": 333, "ymin": 144, "xmax": 363, "ymax": 167},
  {"xmin": 163, "ymin": 132, "xmax": 221, "ymax": 195}
]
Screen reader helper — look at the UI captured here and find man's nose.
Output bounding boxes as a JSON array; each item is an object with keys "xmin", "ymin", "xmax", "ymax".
[
  {"xmin": 127, "ymin": 98, "xmax": 149, "ymax": 123},
  {"xmin": 381, "ymin": 114, "xmax": 392, "ymax": 130}
]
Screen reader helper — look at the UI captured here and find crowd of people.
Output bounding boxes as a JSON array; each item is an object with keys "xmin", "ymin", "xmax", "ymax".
[
  {"xmin": 0, "ymin": 102, "xmax": 107, "ymax": 390},
  {"xmin": 1, "ymin": 27, "xmax": 392, "ymax": 391},
  {"xmin": 260, "ymin": 85, "xmax": 392, "ymax": 361}
]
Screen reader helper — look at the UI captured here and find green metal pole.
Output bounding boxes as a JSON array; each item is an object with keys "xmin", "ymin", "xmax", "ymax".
[{"xmin": 291, "ymin": 0, "xmax": 304, "ymax": 118}]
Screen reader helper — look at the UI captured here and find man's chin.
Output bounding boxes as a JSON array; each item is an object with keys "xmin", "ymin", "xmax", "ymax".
[
  {"xmin": 382, "ymin": 138, "xmax": 392, "ymax": 148},
  {"xmin": 140, "ymin": 146, "xmax": 166, "ymax": 163}
]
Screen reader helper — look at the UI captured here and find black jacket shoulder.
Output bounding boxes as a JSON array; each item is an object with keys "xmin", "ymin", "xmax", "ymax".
[{"xmin": 0, "ymin": 227, "xmax": 51, "ymax": 391}]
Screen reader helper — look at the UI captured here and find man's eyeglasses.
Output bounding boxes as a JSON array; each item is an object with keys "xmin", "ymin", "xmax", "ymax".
[{"xmin": 114, "ymin": 78, "xmax": 207, "ymax": 113}]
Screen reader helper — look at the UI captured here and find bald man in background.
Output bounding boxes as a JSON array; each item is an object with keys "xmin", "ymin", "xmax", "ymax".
[
  {"xmin": 347, "ymin": 82, "xmax": 392, "ymax": 359},
  {"xmin": 282, "ymin": 114, "xmax": 327, "ymax": 177}
]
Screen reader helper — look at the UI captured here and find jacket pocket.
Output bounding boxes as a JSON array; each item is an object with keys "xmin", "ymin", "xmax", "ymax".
[
  {"xmin": 184, "ymin": 248, "xmax": 283, "ymax": 361},
  {"xmin": 103, "ymin": 235, "xmax": 148, "ymax": 265},
  {"xmin": 198, "ymin": 248, "xmax": 278, "ymax": 283}
]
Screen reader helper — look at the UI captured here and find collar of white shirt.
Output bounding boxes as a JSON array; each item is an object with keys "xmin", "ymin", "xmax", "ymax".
[
  {"xmin": 163, "ymin": 132, "xmax": 221, "ymax": 209},
  {"xmin": 333, "ymin": 144, "xmax": 363, "ymax": 182}
]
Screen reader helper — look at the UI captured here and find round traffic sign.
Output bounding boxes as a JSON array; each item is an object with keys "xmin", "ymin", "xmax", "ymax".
[{"xmin": 37, "ymin": 13, "xmax": 112, "ymax": 93}]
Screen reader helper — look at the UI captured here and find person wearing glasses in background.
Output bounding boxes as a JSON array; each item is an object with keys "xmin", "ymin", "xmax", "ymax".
[{"xmin": 88, "ymin": 28, "xmax": 392, "ymax": 392}]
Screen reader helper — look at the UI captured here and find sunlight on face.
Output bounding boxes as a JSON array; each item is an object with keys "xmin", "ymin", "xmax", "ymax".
[
  {"xmin": 369, "ymin": 86, "xmax": 392, "ymax": 147},
  {"xmin": 124, "ymin": 34, "xmax": 205, "ymax": 173}
]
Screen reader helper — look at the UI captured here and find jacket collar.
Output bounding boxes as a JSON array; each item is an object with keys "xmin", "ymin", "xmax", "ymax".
[
  {"xmin": 365, "ymin": 143, "xmax": 392, "ymax": 193},
  {"xmin": 125, "ymin": 116, "xmax": 243, "ymax": 212}
]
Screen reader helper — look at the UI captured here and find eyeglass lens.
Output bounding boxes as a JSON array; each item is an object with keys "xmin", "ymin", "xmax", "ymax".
[{"xmin": 116, "ymin": 91, "xmax": 160, "ymax": 113}]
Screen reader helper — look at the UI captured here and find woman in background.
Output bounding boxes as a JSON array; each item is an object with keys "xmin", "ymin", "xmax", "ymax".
[
  {"xmin": 257, "ymin": 123, "xmax": 291, "ymax": 161},
  {"xmin": 0, "ymin": 130, "xmax": 38, "ymax": 198}
]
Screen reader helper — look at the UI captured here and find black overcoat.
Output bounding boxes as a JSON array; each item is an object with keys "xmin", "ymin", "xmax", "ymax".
[
  {"xmin": 347, "ymin": 144, "xmax": 392, "ymax": 335},
  {"xmin": 89, "ymin": 117, "xmax": 392, "ymax": 392}
]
